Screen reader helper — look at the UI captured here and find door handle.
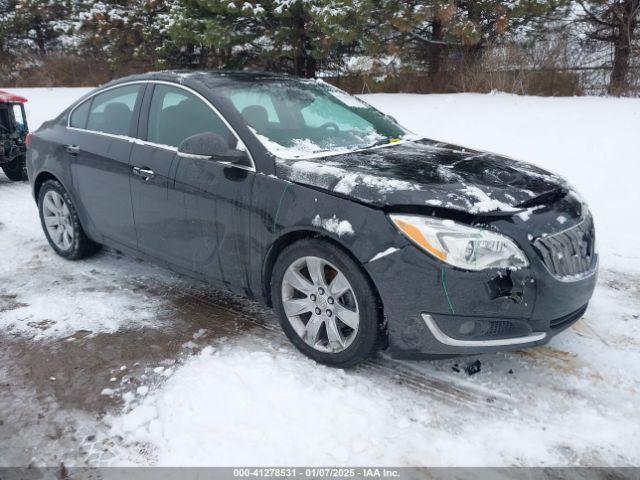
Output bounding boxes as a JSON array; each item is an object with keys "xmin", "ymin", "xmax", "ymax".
[
  {"xmin": 66, "ymin": 145, "xmax": 80, "ymax": 156},
  {"xmin": 132, "ymin": 166, "xmax": 155, "ymax": 180}
]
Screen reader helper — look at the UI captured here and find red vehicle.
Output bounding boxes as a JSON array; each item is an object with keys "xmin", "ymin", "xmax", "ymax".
[{"xmin": 0, "ymin": 90, "xmax": 28, "ymax": 181}]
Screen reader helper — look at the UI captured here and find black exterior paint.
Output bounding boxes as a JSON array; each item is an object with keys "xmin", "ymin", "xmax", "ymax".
[
  {"xmin": 276, "ymin": 139, "xmax": 572, "ymax": 215},
  {"xmin": 26, "ymin": 71, "xmax": 598, "ymax": 359}
]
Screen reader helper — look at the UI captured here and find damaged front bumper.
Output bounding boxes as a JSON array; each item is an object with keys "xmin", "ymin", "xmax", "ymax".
[
  {"xmin": 421, "ymin": 313, "xmax": 548, "ymax": 348},
  {"xmin": 365, "ymin": 207, "xmax": 598, "ymax": 359}
]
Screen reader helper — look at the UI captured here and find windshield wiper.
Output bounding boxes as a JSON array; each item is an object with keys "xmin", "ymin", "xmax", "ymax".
[{"xmin": 364, "ymin": 137, "xmax": 400, "ymax": 149}]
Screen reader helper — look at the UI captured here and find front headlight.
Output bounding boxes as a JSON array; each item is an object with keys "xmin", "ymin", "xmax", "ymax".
[{"xmin": 389, "ymin": 214, "xmax": 529, "ymax": 271}]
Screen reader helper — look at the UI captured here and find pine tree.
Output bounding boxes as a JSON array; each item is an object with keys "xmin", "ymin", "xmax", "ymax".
[
  {"xmin": 75, "ymin": 0, "xmax": 176, "ymax": 73},
  {"xmin": 0, "ymin": 0, "xmax": 74, "ymax": 56},
  {"xmin": 163, "ymin": 0, "xmax": 372, "ymax": 77}
]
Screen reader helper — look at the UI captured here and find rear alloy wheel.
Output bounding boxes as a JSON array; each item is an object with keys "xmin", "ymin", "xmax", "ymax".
[
  {"xmin": 272, "ymin": 239, "xmax": 381, "ymax": 367},
  {"xmin": 42, "ymin": 190, "xmax": 75, "ymax": 251},
  {"xmin": 38, "ymin": 179, "xmax": 101, "ymax": 260},
  {"xmin": 1, "ymin": 155, "xmax": 28, "ymax": 181}
]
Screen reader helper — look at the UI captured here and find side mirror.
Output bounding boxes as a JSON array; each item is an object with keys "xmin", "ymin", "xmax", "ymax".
[{"xmin": 178, "ymin": 132, "xmax": 247, "ymax": 163}]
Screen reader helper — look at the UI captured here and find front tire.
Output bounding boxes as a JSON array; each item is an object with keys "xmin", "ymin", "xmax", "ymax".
[
  {"xmin": 1, "ymin": 154, "xmax": 28, "ymax": 181},
  {"xmin": 271, "ymin": 239, "xmax": 382, "ymax": 368},
  {"xmin": 38, "ymin": 179, "xmax": 101, "ymax": 260}
]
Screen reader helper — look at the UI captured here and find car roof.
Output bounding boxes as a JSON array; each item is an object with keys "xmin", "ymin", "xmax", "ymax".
[
  {"xmin": 62, "ymin": 70, "xmax": 313, "ymax": 128},
  {"xmin": 103, "ymin": 70, "xmax": 298, "ymax": 90}
]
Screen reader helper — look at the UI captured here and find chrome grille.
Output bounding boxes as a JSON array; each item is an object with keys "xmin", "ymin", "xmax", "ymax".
[{"xmin": 533, "ymin": 215, "xmax": 596, "ymax": 280}]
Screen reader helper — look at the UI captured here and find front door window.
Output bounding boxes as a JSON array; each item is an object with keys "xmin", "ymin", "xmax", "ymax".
[{"xmin": 147, "ymin": 85, "xmax": 235, "ymax": 149}]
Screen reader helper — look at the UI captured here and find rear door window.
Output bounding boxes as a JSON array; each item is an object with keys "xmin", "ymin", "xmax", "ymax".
[{"xmin": 86, "ymin": 85, "xmax": 141, "ymax": 136}]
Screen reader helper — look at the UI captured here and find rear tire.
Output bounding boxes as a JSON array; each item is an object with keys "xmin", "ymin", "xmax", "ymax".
[
  {"xmin": 1, "ymin": 154, "xmax": 27, "ymax": 181},
  {"xmin": 38, "ymin": 179, "xmax": 101, "ymax": 260},
  {"xmin": 271, "ymin": 238, "xmax": 382, "ymax": 368}
]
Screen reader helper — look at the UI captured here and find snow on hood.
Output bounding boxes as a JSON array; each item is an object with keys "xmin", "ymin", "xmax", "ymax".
[{"xmin": 275, "ymin": 139, "xmax": 570, "ymax": 215}]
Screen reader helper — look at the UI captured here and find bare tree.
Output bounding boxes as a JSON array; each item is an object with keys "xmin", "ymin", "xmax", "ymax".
[{"xmin": 577, "ymin": 0, "xmax": 640, "ymax": 95}]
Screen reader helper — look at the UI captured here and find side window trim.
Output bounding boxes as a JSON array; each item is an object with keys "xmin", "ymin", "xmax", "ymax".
[
  {"xmin": 137, "ymin": 83, "xmax": 155, "ymax": 142},
  {"xmin": 85, "ymin": 98, "xmax": 94, "ymax": 129},
  {"xmin": 129, "ymin": 83, "xmax": 147, "ymax": 140},
  {"xmin": 66, "ymin": 80, "xmax": 256, "ymax": 172},
  {"xmin": 68, "ymin": 83, "xmax": 142, "ymax": 139}
]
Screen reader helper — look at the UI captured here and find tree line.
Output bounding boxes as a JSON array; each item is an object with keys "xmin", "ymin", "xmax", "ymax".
[{"xmin": 0, "ymin": 0, "xmax": 638, "ymax": 95}]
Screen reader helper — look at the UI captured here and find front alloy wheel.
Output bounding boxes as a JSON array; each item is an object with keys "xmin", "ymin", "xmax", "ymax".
[
  {"xmin": 282, "ymin": 256, "xmax": 360, "ymax": 353},
  {"xmin": 272, "ymin": 239, "xmax": 381, "ymax": 368}
]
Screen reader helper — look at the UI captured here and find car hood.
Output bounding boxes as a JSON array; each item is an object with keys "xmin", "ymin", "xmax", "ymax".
[{"xmin": 275, "ymin": 139, "xmax": 570, "ymax": 215}]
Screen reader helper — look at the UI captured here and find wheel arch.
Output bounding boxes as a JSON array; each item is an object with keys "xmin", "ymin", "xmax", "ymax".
[
  {"xmin": 262, "ymin": 229, "xmax": 385, "ymax": 327},
  {"xmin": 33, "ymin": 170, "xmax": 62, "ymax": 201},
  {"xmin": 32, "ymin": 170, "xmax": 99, "ymax": 245}
]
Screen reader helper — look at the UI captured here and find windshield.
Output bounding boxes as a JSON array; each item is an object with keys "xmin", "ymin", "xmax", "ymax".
[{"xmin": 216, "ymin": 79, "xmax": 415, "ymax": 159}]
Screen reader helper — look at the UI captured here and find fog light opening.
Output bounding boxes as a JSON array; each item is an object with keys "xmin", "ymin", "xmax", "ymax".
[{"xmin": 459, "ymin": 321, "xmax": 476, "ymax": 335}]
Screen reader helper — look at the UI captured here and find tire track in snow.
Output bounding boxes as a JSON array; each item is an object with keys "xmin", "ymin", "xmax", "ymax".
[{"xmin": 121, "ymin": 265, "xmax": 514, "ymax": 413}]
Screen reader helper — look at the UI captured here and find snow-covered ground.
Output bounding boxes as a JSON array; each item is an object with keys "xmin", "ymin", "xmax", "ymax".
[{"xmin": 1, "ymin": 88, "xmax": 639, "ymax": 467}]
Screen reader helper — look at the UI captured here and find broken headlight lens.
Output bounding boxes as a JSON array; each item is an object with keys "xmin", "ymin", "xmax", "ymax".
[{"xmin": 389, "ymin": 214, "xmax": 529, "ymax": 271}]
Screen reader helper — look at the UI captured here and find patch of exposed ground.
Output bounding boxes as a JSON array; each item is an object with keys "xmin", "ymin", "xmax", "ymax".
[{"xmin": 0, "ymin": 265, "xmax": 277, "ymax": 466}]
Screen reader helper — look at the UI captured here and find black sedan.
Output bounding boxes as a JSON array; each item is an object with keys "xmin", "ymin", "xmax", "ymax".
[{"xmin": 26, "ymin": 71, "xmax": 597, "ymax": 367}]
